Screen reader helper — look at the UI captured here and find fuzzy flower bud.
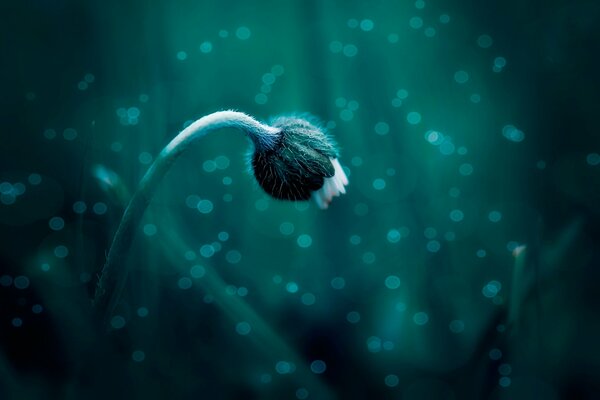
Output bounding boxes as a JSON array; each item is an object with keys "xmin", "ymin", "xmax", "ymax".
[{"xmin": 250, "ymin": 115, "xmax": 349, "ymax": 209}]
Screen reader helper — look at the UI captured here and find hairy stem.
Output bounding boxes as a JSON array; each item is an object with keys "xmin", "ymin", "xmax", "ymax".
[{"xmin": 93, "ymin": 110, "xmax": 279, "ymax": 327}]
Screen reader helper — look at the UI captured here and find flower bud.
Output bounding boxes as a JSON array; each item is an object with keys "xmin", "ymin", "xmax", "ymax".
[{"xmin": 251, "ymin": 115, "xmax": 348, "ymax": 208}]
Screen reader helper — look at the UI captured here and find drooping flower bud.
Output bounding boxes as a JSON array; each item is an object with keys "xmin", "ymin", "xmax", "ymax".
[{"xmin": 250, "ymin": 115, "xmax": 348, "ymax": 209}]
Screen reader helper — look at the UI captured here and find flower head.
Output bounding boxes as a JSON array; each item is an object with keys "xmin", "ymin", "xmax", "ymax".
[{"xmin": 250, "ymin": 115, "xmax": 348, "ymax": 209}]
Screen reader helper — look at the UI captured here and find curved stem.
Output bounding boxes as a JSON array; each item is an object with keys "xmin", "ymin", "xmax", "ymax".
[{"xmin": 93, "ymin": 110, "xmax": 279, "ymax": 327}]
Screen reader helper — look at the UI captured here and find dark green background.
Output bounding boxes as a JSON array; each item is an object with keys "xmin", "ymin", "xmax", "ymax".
[{"xmin": 1, "ymin": 0, "xmax": 600, "ymax": 399}]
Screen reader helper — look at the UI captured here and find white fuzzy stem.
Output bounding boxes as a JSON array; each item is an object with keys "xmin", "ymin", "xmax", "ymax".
[{"xmin": 93, "ymin": 111, "xmax": 278, "ymax": 328}]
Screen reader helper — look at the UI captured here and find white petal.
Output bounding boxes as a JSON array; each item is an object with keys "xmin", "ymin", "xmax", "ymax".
[
  {"xmin": 331, "ymin": 158, "xmax": 349, "ymax": 185},
  {"xmin": 318, "ymin": 186, "xmax": 330, "ymax": 207},
  {"xmin": 312, "ymin": 191, "xmax": 327, "ymax": 209},
  {"xmin": 325, "ymin": 178, "xmax": 336, "ymax": 198},
  {"xmin": 311, "ymin": 158, "xmax": 348, "ymax": 210},
  {"xmin": 333, "ymin": 175, "xmax": 346, "ymax": 194}
]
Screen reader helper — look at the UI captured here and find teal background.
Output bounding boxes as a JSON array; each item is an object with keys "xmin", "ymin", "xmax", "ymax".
[{"xmin": 1, "ymin": 0, "xmax": 600, "ymax": 399}]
